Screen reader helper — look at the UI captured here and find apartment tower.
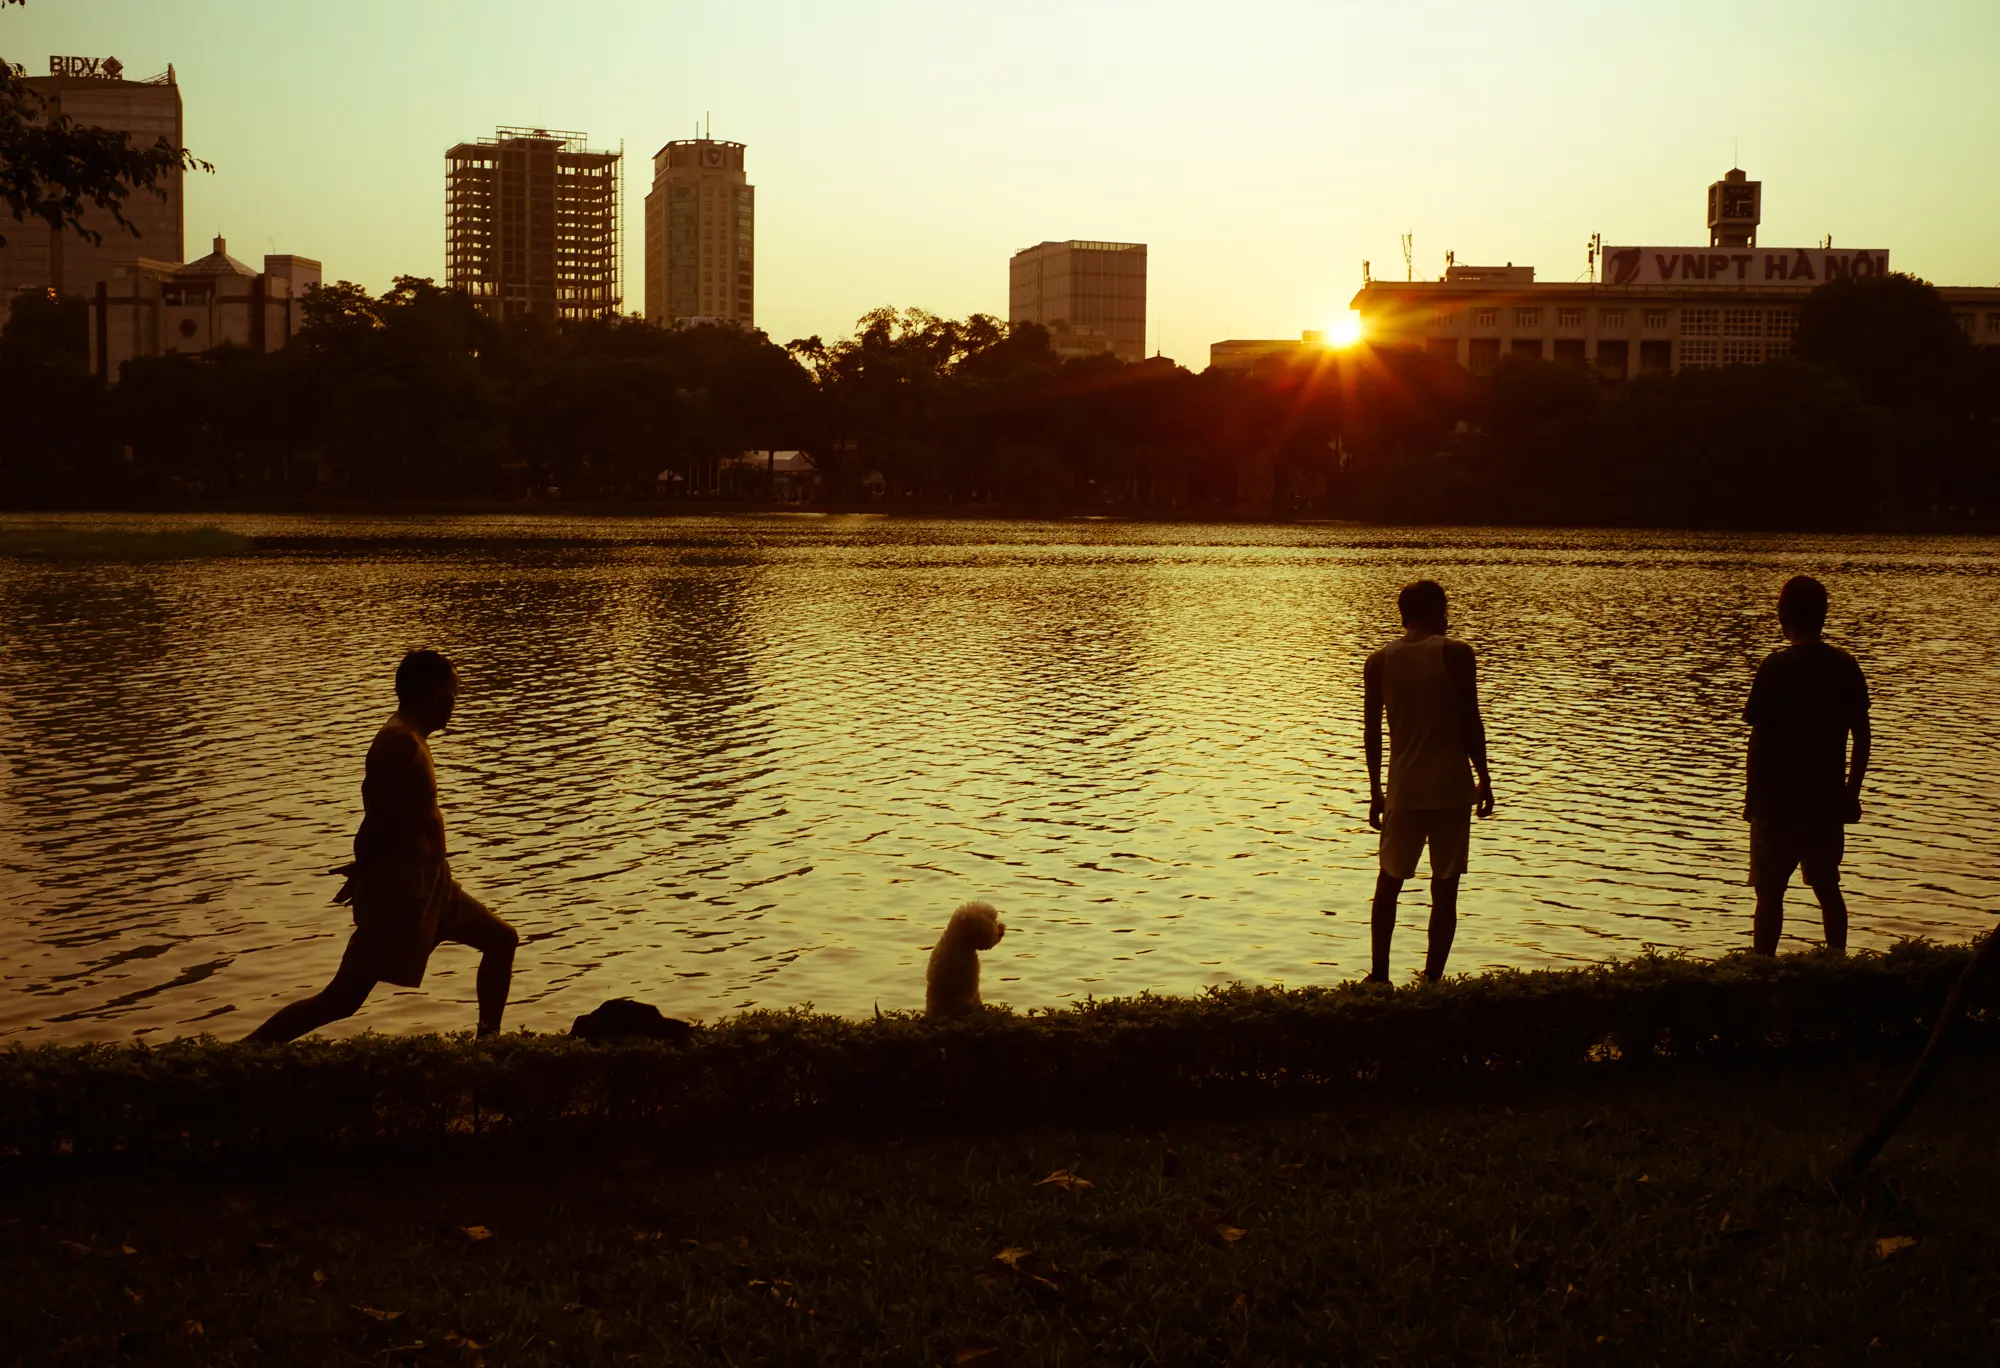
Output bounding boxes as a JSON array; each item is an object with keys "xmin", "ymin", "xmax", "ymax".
[
  {"xmin": 644, "ymin": 138, "xmax": 754, "ymax": 327},
  {"xmin": 1008, "ymin": 240, "xmax": 1148, "ymax": 363},
  {"xmin": 445, "ymin": 127, "xmax": 621, "ymax": 322},
  {"xmin": 0, "ymin": 57, "xmax": 183, "ymax": 327}
]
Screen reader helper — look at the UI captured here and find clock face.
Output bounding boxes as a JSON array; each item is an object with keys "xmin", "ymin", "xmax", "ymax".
[
  {"xmin": 1722, "ymin": 185, "xmax": 1757, "ymax": 218},
  {"xmin": 702, "ymin": 147, "xmax": 724, "ymax": 168}
]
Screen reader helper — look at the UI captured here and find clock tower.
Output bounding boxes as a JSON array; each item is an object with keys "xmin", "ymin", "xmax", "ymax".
[{"xmin": 1707, "ymin": 167, "xmax": 1761, "ymax": 248}]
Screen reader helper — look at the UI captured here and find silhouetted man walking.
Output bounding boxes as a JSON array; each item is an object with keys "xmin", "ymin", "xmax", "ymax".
[
  {"xmin": 1743, "ymin": 575, "xmax": 1870, "ymax": 955},
  {"xmin": 249, "ymin": 650, "xmax": 518, "ymax": 1041},
  {"xmin": 1364, "ymin": 580, "xmax": 1494, "ymax": 984}
]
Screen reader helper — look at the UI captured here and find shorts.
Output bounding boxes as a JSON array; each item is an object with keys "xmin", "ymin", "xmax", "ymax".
[
  {"xmin": 1379, "ymin": 807, "xmax": 1472, "ymax": 880},
  {"xmin": 338, "ymin": 860, "xmax": 510, "ymax": 988},
  {"xmin": 1748, "ymin": 818, "xmax": 1844, "ymax": 889}
]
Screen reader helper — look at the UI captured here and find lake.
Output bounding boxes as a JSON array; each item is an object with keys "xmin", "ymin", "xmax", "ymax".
[{"xmin": 2, "ymin": 514, "xmax": 1996, "ymax": 1041}]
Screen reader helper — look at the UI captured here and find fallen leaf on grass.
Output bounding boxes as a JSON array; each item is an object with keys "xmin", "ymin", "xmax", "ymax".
[
  {"xmin": 353, "ymin": 1305, "xmax": 404, "ymax": 1322},
  {"xmin": 1877, "ymin": 1236, "xmax": 1918, "ymax": 1259},
  {"xmin": 444, "ymin": 1330, "xmax": 487, "ymax": 1350},
  {"xmin": 1034, "ymin": 1170, "xmax": 1093, "ymax": 1192},
  {"xmin": 993, "ymin": 1247, "xmax": 1035, "ymax": 1270},
  {"xmin": 118, "ymin": 1243, "xmax": 138, "ymax": 1256},
  {"xmin": 1229, "ymin": 1292, "xmax": 1249, "ymax": 1322},
  {"xmin": 747, "ymin": 1278, "xmax": 804, "ymax": 1310},
  {"xmin": 58, "ymin": 1240, "xmax": 93, "ymax": 1258},
  {"xmin": 459, "ymin": 1225, "xmax": 494, "ymax": 1242},
  {"xmin": 181, "ymin": 1321, "xmax": 203, "ymax": 1340},
  {"xmin": 121, "ymin": 1282, "xmax": 142, "ymax": 1305},
  {"xmin": 1196, "ymin": 1216, "xmax": 1248, "ymax": 1245},
  {"xmin": 312, "ymin": 1268, "xmax": 328, "ymax": 1287},
  {"xmin": 953, "ymin": 1341, "xmax": 1007, "ymax": 1366}
]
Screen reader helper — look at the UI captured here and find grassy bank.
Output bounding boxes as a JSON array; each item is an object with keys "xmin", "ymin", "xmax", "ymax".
[
  {"xmin": 1, "ymin": 942, "xmax": 1983, "ymax": 1164},
  {"xmin": 4, "ymin": 1047, "xmax": 1996, "ymax": 1366}
]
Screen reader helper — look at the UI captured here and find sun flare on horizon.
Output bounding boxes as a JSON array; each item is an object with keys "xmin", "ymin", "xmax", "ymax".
[{"xmin": 1324, "ymin": 315, "xmax": 1365, "ymax": 348}]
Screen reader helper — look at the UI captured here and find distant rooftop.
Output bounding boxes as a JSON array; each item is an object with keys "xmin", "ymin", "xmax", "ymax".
[
  {"xmin": 1014, "ymin": 240, "xmax": 1147, "ymax": 257},
  {"xmin": 179, "ymin": 236, "xmax": 258, "ymax": 278}
]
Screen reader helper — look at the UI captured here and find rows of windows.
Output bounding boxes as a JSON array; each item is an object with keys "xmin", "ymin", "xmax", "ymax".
[{"xmin": 1452, "ymin": 305, "xmax": 1677, "ymax": 332}]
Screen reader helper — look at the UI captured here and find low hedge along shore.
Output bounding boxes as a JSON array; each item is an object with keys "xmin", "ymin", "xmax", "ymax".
[{"xmin": 2, "ymin": 941, "xmax": 1985, "ymax": 1163}]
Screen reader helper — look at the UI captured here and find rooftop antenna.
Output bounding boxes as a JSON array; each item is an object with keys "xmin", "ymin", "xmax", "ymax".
[
  {"xmin": 1587, "ymin": 231, "xmax": 1602, "ymax": 283},
  {"xmin": 1445, "ymin": 248, "xmax": 1455, "ymax": 280},
  {"xmin": 705, "ymin": 111, "xmax": 710, "ymax": 139},
  {"xmin": 1400, "ymin": 232, "xmax": 1413, "ymax": 282}
]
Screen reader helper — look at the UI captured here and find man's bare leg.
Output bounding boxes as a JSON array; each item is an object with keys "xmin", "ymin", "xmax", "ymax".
[
  {"xmin": 1367, "ymin": 873, "xmax": 1403, "ymax": 982},
  {"xmin": 248, "ymin": 948, "xmax": 377, "ymax": 1043},
  {"xmin": 1425, "ymin": 875, "xmax": 1460, "ymax": 983},
  {"xmin": 1752, "ymin": 881, "xmax": 1788, "ymax": 956},
  {"xmin": 460, "ymin": 915, "xmax": 519, "ymax": 1037},
  {"xmin": 1806, "ymin": 877, "xmax": 1849, "ymax": 954}
]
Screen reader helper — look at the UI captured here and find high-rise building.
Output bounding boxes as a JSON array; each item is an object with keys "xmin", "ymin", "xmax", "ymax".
[
  {"xmin": 1009, "ymin": 240, "xmax": 1147, "ymax": 364},
  {"xmin": 445, "ymin": 127, "xmax": 621, "ymax": 322},
  {"xmin": 0, "ymin": 56, "xmax": 183, "ymax": 327},
  {"xmin": 644, "ymin": 138, "xmax": 754, "ymax": 327}
]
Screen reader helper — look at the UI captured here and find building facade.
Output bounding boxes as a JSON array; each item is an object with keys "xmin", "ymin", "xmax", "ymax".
[
  {"xmin": 643, "ymin": 138, "xmax": 754, "ymax": 328},
  {"xmin": 1009, "ymin": 240, "xmax": 1147, "ymax": 364},
  {"xmin": 1209, "ymin": 331, "xmax": 1329, "ymax": 372},
  {"xmin": 0, "ymin": 56, "xmax": 183, "ymax": 328},
  {"xmin": 87, "ymin": 236, "xmax": 321, "ymax": 380},
  {"xmin": 445, "ymin": 128, "xmax": 621, "ymax": 323},
  {"xmin": 1354, "ymin": 170, "xmax": 2000, "ymax": 376}
]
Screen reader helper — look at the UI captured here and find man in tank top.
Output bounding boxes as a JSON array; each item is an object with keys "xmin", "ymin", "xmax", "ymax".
[
  {"xmin": 1362, "ymin": 579, "xmax": 1494, "ymax": 983},
  {"xmin": 248, "ymin": 650, "xmax": 519, "ymax": 1042}
]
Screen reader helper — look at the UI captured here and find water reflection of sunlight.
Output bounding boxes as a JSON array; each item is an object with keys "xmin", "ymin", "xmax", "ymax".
[{"xmin": 3, "ymin": 518, "xmax": 1998, "ymax": 1040}]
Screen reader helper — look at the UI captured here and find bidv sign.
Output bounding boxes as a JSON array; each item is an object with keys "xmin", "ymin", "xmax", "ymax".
[
  {"xmin": 1602, "ymin": 246, "xmax": 1890, "ymax": 288},
  {"xmin": 49, "ymin": 55, "xmax": 125, "ymax": 79}
]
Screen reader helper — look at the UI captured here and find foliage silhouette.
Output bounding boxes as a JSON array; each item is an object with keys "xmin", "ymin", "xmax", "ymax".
[{"xmin": 3, "ymin": 274, "xmax": 1997, "ymax": 525}]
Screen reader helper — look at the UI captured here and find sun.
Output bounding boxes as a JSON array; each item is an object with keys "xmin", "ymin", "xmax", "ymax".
[{"xmin": 1324, "ymin": 314, "xmax": 1365, "ymax": 348}]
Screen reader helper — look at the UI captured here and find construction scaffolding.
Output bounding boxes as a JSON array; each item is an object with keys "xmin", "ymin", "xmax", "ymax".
[{"xmin": 445, "ymin": 127, "xmax": 621, "ymax": 323}]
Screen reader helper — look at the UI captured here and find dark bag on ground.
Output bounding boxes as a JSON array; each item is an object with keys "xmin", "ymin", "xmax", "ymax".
[{"xmin": 570, "ymin": 998, "xmax": 695, "ymax": 1043}]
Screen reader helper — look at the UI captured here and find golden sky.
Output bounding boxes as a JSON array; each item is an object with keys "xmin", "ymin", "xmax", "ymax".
[{"xmin": 9, "ymin": 0, "xmax": 1998, "ymax": 361}]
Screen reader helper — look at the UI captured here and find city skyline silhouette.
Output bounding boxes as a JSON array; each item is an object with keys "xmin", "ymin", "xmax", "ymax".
[{"xmin": 7, "ymin": 0, "xmax": 1998, "ymax": 362}]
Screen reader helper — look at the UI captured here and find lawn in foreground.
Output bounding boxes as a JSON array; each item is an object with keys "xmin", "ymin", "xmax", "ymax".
[{"xmin": 3, "ymin": 1049, "xmax": 1994, "ymax": 1366}]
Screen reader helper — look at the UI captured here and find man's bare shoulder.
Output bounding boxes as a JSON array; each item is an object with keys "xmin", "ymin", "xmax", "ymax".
[{"xmin": 366, "ymin": 716, "xmax": 430, "ymax": 769}]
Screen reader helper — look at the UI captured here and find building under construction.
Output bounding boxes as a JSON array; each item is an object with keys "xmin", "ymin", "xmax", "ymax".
[{"xmin": 445, "ymin": 127, "xmax": 621, "ymax": 322}]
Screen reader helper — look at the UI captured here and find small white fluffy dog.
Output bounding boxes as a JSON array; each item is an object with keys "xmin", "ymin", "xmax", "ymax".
[{"xmin": 925, "ymin": 901, "xmax": 1006, "ymax": 1017}]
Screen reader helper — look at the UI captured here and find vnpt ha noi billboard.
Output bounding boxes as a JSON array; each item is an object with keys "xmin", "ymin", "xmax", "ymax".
[{"xmin": 1600, "ymin": 246, "xmax": 1890, "ymax": 287}]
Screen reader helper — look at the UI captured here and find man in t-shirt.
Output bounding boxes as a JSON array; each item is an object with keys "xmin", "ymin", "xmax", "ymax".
[
  {"xmin": 1363, "ymin": 579, "xmax": 1495, "ymax": 984},
  {"xmin": 1742, "ymin": 575, "xmax": 1871, "ymax": 955}
]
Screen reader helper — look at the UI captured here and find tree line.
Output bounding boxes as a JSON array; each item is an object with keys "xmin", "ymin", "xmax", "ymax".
[{"xmin": 3, "ymin": 272, "xmax": 1997, "ymax": 529}]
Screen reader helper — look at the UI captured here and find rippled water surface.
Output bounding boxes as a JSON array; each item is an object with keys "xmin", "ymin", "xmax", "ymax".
[{"xmin": 4, "ymin": 514, "xmax": 1998, "ymax": 1040}]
